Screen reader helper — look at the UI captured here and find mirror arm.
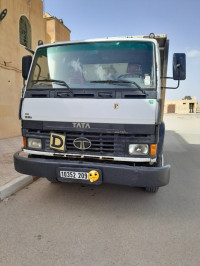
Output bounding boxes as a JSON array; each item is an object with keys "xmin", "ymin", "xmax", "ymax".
[
  {"xmin": 160, "ymin": 77, "xmax": 174, "ymax": 79},
  {"xmin": 25, "ymin": 47, "xmax": 34, "ymax": 55},
  {"xmin": 160, "ymin": 77, "xmax": 180, "ymax": 89}
]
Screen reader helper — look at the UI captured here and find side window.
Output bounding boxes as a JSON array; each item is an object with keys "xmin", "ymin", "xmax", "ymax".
[{"xmin": 19, "ymin": 16, "xmax": 31, "ymax": 49}]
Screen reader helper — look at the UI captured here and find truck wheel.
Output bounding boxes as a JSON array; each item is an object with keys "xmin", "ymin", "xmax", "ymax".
[
  {"xmin": 145, "ymin": 186, "xmax": 159, "ymax": 193},
  {"xmin": 46, "ymin": 177, "xmax": 59, "ymax": 183}
]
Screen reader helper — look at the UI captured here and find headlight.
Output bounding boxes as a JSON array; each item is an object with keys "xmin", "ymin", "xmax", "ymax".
[
  {"xmin": 129, "ymin": 144, "xmax": 149, "ymax": 155},
  {"xmin": 27, "ymin": 138, "xmax": 42, "ymax": 149}
]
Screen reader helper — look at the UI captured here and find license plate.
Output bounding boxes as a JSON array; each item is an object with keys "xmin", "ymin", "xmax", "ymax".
[{"xmin": 60, "ymin": 170, "xmax": 89, "ymax": 180}]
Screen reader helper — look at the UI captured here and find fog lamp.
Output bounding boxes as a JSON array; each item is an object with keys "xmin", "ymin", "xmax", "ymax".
[
  {"xmin": 129, "ymin": 144, "xmax": 148, "ymax": 155},
  {"xmin": 27, "ymin": 138, "xmax": 42, "ymax": 149}
]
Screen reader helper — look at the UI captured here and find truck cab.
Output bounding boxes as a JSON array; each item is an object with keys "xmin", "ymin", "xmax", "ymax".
[{"xmin": 14, "ymin": 34, "xmax": 186, "ymax": 192}]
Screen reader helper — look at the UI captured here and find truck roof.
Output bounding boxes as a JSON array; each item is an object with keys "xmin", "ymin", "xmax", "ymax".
[{"xmin": 39, "ymin": 34, "xmax": 168, "ymax": 49}]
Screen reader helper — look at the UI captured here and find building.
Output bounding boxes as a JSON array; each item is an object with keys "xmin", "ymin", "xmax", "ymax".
[
  {"xmin": 0, "ymin": 0, "xmax": 70, "ymax": 139},
  {"xmin": 164, "ymin": 97, "xmax": 197, "ymax": 114}
]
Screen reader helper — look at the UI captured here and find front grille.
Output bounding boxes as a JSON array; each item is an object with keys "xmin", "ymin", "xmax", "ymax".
[
  {"xmin": 45, "ymin": 132, "xmax": 118, "ymax": 155},
  {"xmin": 25, "ymin": 129, "xmax": 155, "ymax": 157},
  {"xmin": 67, "ymin": 132, "xmax": 115, "ymax": 153}
]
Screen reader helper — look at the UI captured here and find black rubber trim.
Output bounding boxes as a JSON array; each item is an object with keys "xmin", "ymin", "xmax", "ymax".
[
  {"xmin": 24, "ymin": 89, "xmax": 157, "ymax": 99},
  {"xmin": 14, "ymin": 151, "xmax": 170, "ymax": 187},
  {"xmin": 22, "ymin": 120, "xmax": 156, "ymax": 134},
  {"xmin": 157, "ymin": 122, "xmax": 165, "ymax": 158},
  {"xmin": 22, "ymin": 120, "xmax": 43, "ymax": 130},
  {"xmin": 18, "ymin": 98, "xmax": 24, "ymax": 120}
]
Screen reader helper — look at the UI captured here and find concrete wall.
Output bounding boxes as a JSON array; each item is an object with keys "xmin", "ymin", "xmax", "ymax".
[
  {"xmin": 0, "ymin": 0, "xmax": 70, "ymax": 139},
  {"xmin": 44, "ymin": 13, "xmax": 71, "ymax": 43},
  {"xmin": 164, "ymin": 98, "xmax": 197, "ymax": 114}
]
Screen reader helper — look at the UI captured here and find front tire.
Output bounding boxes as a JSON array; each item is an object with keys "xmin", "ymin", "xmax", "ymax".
[
  {"xmin": 46, "ymin": 176, "xmax": 59, "ymax": 183},
  {"xmin": 145, "ymin": 186, "xmax": 159, "ymax": 193}
]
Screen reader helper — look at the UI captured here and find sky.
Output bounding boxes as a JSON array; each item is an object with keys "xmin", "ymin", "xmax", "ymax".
[{"xmin": 44, "ymin": 0, "xmax": 200, "ymax": 102}]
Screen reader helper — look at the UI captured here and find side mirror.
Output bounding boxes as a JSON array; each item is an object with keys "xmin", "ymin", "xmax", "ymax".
[
  {"xmin": 22, "ymin": 55, "xmax": 32, "ymax": 80},
  {"xmin": 173, "ymin": 53, "xmax": 186, "ymax": 80}
]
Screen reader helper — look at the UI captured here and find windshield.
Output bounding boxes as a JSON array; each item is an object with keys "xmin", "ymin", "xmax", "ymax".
[{"xmin": 28, "ymin": 41, "xmax": 156, "ymax": 90}]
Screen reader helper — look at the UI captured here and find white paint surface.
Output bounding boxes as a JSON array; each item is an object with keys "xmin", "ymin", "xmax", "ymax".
[{"xmin": 22, "ymin": 98, "xmax": 157, "ymax": 124}]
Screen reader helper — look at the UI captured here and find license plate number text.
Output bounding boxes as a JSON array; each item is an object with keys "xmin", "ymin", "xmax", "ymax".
[{"xmin": 60, "ymin": 171, "xmax": 88, "ymax": 180}]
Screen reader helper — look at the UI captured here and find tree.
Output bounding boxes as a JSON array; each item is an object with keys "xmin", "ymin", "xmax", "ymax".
[{"xmin": 182, "ymin": 96, "xmax": 192, "ymax": 100}]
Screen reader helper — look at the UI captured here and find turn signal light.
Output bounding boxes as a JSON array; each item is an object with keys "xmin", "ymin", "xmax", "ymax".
[
  {"xmin": 150, "ymin": 144, "xmax": 157, "ymax": 156},
  {"xmin": 23, "ymin": 137, "xmax": 27, "ymax": 148}
]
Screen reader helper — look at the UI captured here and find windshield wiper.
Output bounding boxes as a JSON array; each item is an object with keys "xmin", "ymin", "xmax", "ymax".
[
  {"xmin": 32, "ymin": 79, "xmax": 73, "ymax": 94},
  {"xmin": 90, "ymin": 80, "xmax": 148, "ymax": 95},
  {"xmin": 118, "ymin": 79, "xmax": 148, "ymax": 95}
]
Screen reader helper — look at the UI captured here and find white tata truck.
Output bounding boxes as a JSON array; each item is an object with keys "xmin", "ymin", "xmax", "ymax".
[{"xmin": 14, "ymin": 34, "xmax": 186, "ymax": 192}]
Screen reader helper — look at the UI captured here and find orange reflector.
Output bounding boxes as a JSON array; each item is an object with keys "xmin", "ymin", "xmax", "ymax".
[
  {"xmin": 150, "ymin": 144, "xmax": 157, "ymax": 156},
  {"xmin": 23, "ymin": 137, "xmax": 27, "ymax": 148}
]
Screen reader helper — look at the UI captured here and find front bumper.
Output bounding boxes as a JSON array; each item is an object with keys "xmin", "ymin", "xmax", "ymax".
[{"xmin": 14, "ymin": 151, "xmax": 170, "ymax": 187}]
